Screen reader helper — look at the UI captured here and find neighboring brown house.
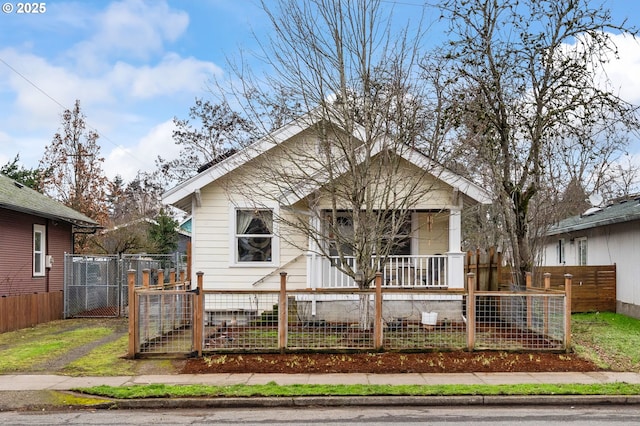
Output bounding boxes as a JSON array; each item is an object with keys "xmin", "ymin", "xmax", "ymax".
[{"xmin": 0, "ymin": 173, "xmax": 99, "ymax": 296}]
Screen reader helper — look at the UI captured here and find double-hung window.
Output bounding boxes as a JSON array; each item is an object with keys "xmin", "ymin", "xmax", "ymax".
[
  {"xmin": 576, "ymin": 237, "xmax": 588, "ymax": 266},
  {"xmin": 235, "ymin": 209, "xmax": 273, "ymax": 263},
  {"xmin": 557, "ymin": 239, "xmax": 565, "ymax": 264},
  {"xmin": 33, "ymin": 224, "xmax": 46, "ymax": 277}
]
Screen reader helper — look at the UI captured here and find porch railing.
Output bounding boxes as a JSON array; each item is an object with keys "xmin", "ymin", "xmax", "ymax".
[{"xmin": 321, "ymin": 255, "xmax": 447, "ymax": 288}]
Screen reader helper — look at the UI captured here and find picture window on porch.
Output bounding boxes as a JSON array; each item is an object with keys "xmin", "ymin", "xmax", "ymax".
[
  {"xmin": 235, "ymin": 209, "xmax": 273, "ymax": 262},
  {"xmin": 383, "ymin": 213, "xmax": 412, "ymax": 256},
  {"xmin": 324, "ymin": 211, "xmax": 412, "ymax": 256}
]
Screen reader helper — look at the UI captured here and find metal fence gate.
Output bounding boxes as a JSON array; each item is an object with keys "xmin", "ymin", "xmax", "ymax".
[
  {"xmin": 133, "ymin": 285, "xmax": 196, "ymax": 355},
  {"xmin": 63, "ymin": 253, "xmax": 186, "ymax": 318}
]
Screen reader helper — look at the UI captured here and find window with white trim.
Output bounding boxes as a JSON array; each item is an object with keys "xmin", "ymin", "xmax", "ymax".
[
  {"xmin": 324, "ymin": 210, "xmax": 412, "ymax": 256},
  {"xmin": 33, "ymin": 224, "xmax": 46, "ymax": 276},
  {"xmin": 235, "ymin": 209, "xmax": 273, "ymax": 263},
  {"xmin": 576, "ymin": 237, "xmax": 587, "ymax": 266},
  {"xmin": 557, "ymin": 239, "xmax": 565, "ymax": 264}
]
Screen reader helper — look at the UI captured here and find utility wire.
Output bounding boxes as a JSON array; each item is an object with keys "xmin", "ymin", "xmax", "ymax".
[{"xmin": 0, "ymin": 56, "xmax": 148, "ymax": 174}]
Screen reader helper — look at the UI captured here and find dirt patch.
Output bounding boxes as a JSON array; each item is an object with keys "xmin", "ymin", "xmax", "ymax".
[{"xmin": 182, "ymin": 351, "xmax": 601, "ymax": 374}]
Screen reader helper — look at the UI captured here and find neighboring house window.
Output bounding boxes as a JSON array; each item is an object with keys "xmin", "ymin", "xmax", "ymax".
[
  {"xmin": 33, "ymin": 224, "xmax": 46, "ymax": 277},
  {"xmin": 576, "ymin": 237, "xmax": 587, "ymax": 266},
  {"xmin": 557, "ymin": 239, "xmax": 565, "ymax": 264},
  {"xmin": 235, "ymin": 209, "xmax": 273, "ymax": 262}
]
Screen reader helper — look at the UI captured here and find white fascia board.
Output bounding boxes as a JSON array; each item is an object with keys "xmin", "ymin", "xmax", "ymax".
[{"xmin": 280, "ymin": 138, "xmax": 493, "ymax": 206}]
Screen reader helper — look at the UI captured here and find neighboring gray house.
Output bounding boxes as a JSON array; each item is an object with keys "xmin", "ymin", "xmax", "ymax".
[{"xmin": 543, "ymin": 197, "xmax": 640, "ymax": 319}]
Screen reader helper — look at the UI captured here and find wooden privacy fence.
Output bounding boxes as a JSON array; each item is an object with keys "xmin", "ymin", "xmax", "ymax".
[
  {"xmin": 129, "ymin": 271, "xmax": 573, "ymax": 357},
  {"xmin": 466, "ymin": 249, "xmax": 616, "ymax": 313},
  {"xmin": 0, "ymin": 291, "xmax": 64, "ymax": 333},
  {"xmin": 530, "ymin": 265, "xmax": 616, "ymax": 313}
]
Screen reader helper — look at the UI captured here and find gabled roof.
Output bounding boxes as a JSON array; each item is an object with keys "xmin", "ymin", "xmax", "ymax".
[
  {"xmin": 0, "ymin": 173, "xmax": 98, "ymax": 229},
  {"xmin": 162, "ymin": 109, "xmax": 492, "ymax": 212},
  {"xmin": 163, "ymin": 109, "xmax": 325, "ymax": 212},
  {"xmin": 547, "ymin": 197, "xmax": 640, "ymax": 236}
]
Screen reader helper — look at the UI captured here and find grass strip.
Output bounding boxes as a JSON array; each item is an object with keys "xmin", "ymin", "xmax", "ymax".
[
  {"xmin": 0, "ymin": 327, "xmax": 113, "ymax": 373},
  {"xmin": 76, "ymin": 382, "xmax": 640, "ymax": 399},
  {"xmin": 572, "ymin": 312, "xmax": 640, "ymax": 371},
  {"xmin": 62, "ymin": 335, "xmax": 137, "ymax": 376}
]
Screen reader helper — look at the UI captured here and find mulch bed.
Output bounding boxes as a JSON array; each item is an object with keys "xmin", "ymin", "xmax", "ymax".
[{"xmin": 181, "ymin": 351, "xmax": 601, "ymax": 374}]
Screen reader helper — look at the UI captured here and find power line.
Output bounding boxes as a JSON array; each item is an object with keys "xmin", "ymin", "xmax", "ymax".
[{"xmin": 0, "ymin": 56, "xmax": 148, "ymax": 176}]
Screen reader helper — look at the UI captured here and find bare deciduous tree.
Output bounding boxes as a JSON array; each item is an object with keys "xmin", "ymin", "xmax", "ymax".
[
  {"xmin": 439, "ymin": 0, "xmax": 640, "ymax": 284},
  {"xmin": 156, "ymin": 98, "xmax": 255, "ymax": 186},
  {"xmin": 39, "ymin": 100, "xmax": 109, "ymax": 251}
]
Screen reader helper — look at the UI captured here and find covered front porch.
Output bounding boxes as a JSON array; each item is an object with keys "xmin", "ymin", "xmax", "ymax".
[{"xmin": 306, "ymin": 208, "xmax": 465, "ymax": 289}]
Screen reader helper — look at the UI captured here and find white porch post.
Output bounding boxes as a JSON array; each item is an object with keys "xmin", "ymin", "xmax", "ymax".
[
  {"xmin": 306, "ymin": 215, "xmax": 320, "ymax": 290},
  {"xmin": 446, "ymin": 208, "xmax": 464, "ymax": 288}
]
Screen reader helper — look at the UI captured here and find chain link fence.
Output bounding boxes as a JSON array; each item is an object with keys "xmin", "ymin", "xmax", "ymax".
[{"xmin": 63, "ymin": 253, "xmax": 186, "ymax": 318}]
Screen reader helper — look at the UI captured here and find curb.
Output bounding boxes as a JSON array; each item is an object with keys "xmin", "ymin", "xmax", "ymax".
[{"xmin": 97, "ymin": 395, "xmax": 640, "ymax": 410}]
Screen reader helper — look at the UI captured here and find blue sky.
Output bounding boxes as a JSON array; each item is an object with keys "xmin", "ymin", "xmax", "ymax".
[{"xmin": 1, "ymin": 0, "xmax": 640, "ymax": 183}]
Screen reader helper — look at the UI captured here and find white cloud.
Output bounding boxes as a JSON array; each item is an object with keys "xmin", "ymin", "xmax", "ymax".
[
  {"xmin": 0, "ymin": 48, "xmax": 114, "ymax": 129},
  {"xmin": 601, "ymin": 33, "xmax": 640, "ymax": 105},
  {"xmin": 110, "ymin": 53, "xmax": 222, "ymax": 99},
  {"xmin": 71, "ymin": 0, "xmax": 189, "ymax": 71},
  {"xmin": 103, "ymin": 119, "xmax": 179, "ymax": 181}
]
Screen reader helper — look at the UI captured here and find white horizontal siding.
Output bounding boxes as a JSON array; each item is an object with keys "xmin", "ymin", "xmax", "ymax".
[{"xmin": 543, "ymin": 220, "xmax": 640, "ymax": 311}]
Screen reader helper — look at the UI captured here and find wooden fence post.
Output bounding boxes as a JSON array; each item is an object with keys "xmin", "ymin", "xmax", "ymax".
[
  {"xmin": 169, "ymin": 268, "xmax": 176, "ymax": 284},
  {"xmin": 279, "ymin": 272, "xmax": 288, "ymax": 352},
  {"xmin": 142, "ymin": 269, "xmax": 150, "ymax": 288},
  {"xmin": 466, "ymin": 272, "xmax": 476, "ymax": 351},
  {"xmin": 157, "ymin": 269, "xmax": 164, "ymax": 287},
  {"xmin": 374, "ymin": 272, "xmax": 383, "ymax": 350},
  {"xmin": 127, "ymin": 269, "xmax": 136, "ymax": 358},
  {"xmin": 194, "ymin": 272, "xmax": 204, "ymax": 356},
  {"xmin": 564, "ymin": 274, "xmax": 573, "ymax": 352}
]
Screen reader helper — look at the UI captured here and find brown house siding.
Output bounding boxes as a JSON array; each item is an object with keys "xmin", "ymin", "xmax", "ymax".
[{"xmin": 0, "ymin": 208, "xmax": 73, "ymax": 296}]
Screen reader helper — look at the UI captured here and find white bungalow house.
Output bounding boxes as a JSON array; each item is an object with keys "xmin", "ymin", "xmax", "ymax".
[
  {"xmin": 543, "ymin": 197, "xmax": 640, "ymax": 320},
  {"xmin": 163, "ymin": 111, "xmax": 492, "ymax": 295}
]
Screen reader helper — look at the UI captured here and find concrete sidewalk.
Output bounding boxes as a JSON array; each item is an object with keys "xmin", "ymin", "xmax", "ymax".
[
  {"xmin": 2, "ymin": 372, "xmax": 640, "ymax": 411},
  {"xmin": 2, "ymin": 371, "xmax": 640, "ymax": 391}
]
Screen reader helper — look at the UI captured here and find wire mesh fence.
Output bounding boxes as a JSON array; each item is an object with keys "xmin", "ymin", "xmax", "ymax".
[
  {"xmin": 130, "ymin": 272, "xmax": 571, "ymax": 357},
  {"xmin": 473, "ymin": 292, "xmax": 566, "ymax": 350},
  {"xmin": 200, "ymin": 289, "xmax": 472, "ymax": 352},
  {"xmin": 203, "ymin": 292, "xmax": 281, "ymax": 351},
  {"xmin": 119, "ymin": 253, "xmax": 186, "ymax": 311},
  {"xmin": 135, "ymin": 285, "xmax": 194, "ymax": 355}
]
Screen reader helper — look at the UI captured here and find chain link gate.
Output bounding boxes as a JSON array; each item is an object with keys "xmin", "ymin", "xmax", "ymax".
[
  {"xmin": 63, "ymin": 254, "xmax": 120, "ymax": 317},
  {"xmin": 64, "ymin": 253, "xmax": 187, "ymax": 318}
]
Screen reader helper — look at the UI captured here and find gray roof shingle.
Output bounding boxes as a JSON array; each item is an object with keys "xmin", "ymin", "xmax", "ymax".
[
  {"xmin": 0, "ymin": 173, "xmax": 98, "ymax": 228},
  {"xmin": 547, "ymin": 198, "xmax": 640, "ymax": 236}
]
